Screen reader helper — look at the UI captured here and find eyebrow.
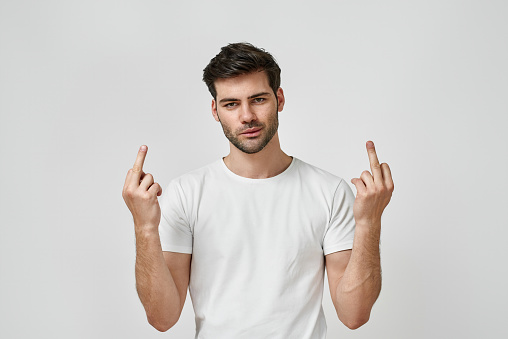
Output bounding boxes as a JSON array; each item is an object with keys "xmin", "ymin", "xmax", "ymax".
[{"xmin": 219, "ymin": 92, "xmax": 271, "ymax": 104}]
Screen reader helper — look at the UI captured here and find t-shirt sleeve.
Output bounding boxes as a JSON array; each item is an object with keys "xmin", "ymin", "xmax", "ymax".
[
  {"xmin": 323, "ymin": 179, "xmax": 356, "ymax": 255},
  {"xmin": 158, "ymin": 180, "xmax": 193, "ymax": 254}
]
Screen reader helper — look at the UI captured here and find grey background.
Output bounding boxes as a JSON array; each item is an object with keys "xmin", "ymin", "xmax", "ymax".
[{"xmin": 1, "ymin": 0, "xmax": 507, "ymax": 338}]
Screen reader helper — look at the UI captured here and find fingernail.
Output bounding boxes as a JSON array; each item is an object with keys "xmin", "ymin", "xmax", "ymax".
[{"xmin": 140, "ymin": 145, "xmax": 147, "ymax": 151}]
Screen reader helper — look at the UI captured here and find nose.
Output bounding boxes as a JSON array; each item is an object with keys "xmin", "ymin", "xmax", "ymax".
[{"xmin": 239, "ymin": 103, "xmax": 257, "ymax": 123}]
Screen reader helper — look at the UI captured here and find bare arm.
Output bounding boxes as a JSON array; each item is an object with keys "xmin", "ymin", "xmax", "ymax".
[
  {"xmin": 326, "ymin": 225, "xmax": 381, "ymax": 329},
  {"xmin": 135, "ymin": 231, "xmax": 191, "ymax": 331},
  {"xmin": 326, "ymin": 141, "xmax": 393, "ymax": 329},
  {"xmin": 123, "ymin": 145, "xmax": 191, "ymax": 331}
]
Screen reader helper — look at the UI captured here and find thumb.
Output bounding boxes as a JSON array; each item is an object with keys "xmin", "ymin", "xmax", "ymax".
[{"xmin": 351, "ymin": 178, "xmax": 365, "ymax": 194}]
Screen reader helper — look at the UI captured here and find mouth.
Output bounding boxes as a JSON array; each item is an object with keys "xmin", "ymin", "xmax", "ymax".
[{"xmin": 241, "ymin": 127, "xmax": 262, "ymax": 137}]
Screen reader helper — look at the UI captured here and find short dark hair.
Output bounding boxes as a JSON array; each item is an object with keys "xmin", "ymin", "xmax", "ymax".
[{"xmin": 202, "ymin": 42, "xmax": 281, "ymax": 100}]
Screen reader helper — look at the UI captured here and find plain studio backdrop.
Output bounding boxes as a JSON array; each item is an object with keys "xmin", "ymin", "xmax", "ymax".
[{"xmin": 1, "ymin": 1, "xmax": 507, "ymax": 338}]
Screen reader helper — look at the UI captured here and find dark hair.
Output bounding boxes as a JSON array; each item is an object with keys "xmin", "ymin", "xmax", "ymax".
[{"xmin": 202, "ymin": 42, "xmax": 281, "ymax": 100}]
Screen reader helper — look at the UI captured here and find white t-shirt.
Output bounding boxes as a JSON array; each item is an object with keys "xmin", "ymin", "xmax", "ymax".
[{"xmin": 159, "ymin": 157, "xmax": 356, "ymax": 339}]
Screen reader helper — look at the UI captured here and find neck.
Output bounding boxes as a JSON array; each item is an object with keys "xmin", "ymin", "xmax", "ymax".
[{"xmin": 223, "ymin": 132, "xmax": 293, "ymax": 179}]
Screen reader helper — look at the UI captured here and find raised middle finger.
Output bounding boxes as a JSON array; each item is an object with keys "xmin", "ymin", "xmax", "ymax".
[
  {"xmin": 131, "ymin": 145, "xmax": 148, "ymax": 183},
  {"xmin": 366, "ymin": 141, "xmax": 383, "ymax": 183}
]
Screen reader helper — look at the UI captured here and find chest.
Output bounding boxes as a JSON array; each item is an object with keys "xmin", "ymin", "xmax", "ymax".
[{"xmin": 189, "ymin": 182, "xmax": 330, "ymax": 265}]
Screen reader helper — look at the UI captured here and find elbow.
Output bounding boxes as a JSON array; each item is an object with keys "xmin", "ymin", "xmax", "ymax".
[
  {"xmin": 342, "ymin": 314, "xmax": 370, "ymax": 330},
  {"xmin": 147, "ymin": 314, "xmax": 178, "ymax": 332},
  {"xmin": 344, "ymin": 319, "xmax": 368, "ymax": 330},
  {"xmin": 337, "ymin": 307, "xmax": 371, "ymax": 330},
  {"xmin": 152, "ymin": 324, "xmax": 171, "ymax": 333}
]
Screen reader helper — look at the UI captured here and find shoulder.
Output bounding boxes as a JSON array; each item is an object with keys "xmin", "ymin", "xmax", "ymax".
[
  {"xmin": 293, "ymin": 158, "xmax": 345, "ymax": 188},
  {"xmin": 167, "ymin": 159, "xmax": 223, "ymax": 191},
  {"xmin": 291, "ymin": 158, "xmax": 354, "ymax": 212}
]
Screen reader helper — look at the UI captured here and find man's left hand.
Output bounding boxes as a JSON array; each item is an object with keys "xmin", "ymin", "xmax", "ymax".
[{"xmin": 350, "ymin": 141, "xmax": 394, "ymax": 227}]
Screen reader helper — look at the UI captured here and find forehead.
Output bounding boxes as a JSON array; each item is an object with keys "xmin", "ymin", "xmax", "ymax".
[{"xmin": 214, "ymin": 71, "xmax": 272, "ymax": 100}]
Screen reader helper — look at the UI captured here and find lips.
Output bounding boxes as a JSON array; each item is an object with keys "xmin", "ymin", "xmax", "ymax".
[
  {"xmin": 240, "ymin": 127, "xmax": 262, "ymax": 137},
  {"xmin": 241, "ymin": 127, "xmax": 262, "ymax": 135}
]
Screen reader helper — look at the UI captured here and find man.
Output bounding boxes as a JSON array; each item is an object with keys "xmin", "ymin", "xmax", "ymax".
[{"xmin": 122, "ymin": 42, "xmax": 394, "ymax": 338}]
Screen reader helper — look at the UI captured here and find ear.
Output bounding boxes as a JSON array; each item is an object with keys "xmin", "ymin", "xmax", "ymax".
[
  {"xmin": 211, "ymin": 99, "xmax": 220, "ymax": 122},
  {"xmin": 276, "ymin": 88, "xmax": 285, "ymax": 112}
]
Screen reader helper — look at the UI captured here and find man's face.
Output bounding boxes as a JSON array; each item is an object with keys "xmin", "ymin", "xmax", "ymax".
[{"xmin": 211, "ymin": 71, "xmax": 285, "ymax": 154}]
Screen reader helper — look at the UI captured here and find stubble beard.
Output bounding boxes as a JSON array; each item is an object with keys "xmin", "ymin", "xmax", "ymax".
[{"xmin": 219, "ymin": 110, "xmax": 279, "ymax": 155}]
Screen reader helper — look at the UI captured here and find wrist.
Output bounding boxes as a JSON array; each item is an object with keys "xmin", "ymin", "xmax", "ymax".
[
  {"xmin": 355, "ymin": 219, "xmax": 381, "ymax": 231},
  {"xmin": 134, "ymin": 223, "xmax": 159, "ymax": 237},
  {"xmin": 354, "ymin": 220, "xmax": 381, "ymax": 240}
]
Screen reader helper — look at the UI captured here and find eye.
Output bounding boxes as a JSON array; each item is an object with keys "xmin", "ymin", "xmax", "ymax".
[
  {"xmin": 252, "ymin": 97, "xmax": 266, "ymax": 104},
  {"xmin": 224, "ymin": 102, "xmax": 238, "ymax": 108}
]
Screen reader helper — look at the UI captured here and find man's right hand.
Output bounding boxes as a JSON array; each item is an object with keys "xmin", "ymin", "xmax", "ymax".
[{"xmin": 122, "ymin": 145, "xmax": 163, "ymax": 232}]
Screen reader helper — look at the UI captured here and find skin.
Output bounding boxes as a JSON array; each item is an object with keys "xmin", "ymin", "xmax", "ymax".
[
  {"xmin": 122, "ymin": 70, "xmax": 394, "ymax": 331},
  {"xmin": 211, "ymin": 70, "xmax": 292, "ymax": 178},
  {"xmin": 122, "ymin": 146, "xmax": 191, "ymax": 331},
  {"xmin": 326, "ymin": 141, "xmax": 394, "ymax": 329}
]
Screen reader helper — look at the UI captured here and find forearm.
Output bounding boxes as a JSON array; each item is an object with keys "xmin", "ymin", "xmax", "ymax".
[
  {"xmin": 135, "ymin": 226, "xmax": 181, "ymax": 331},
  {"xmin": 335, "ymin": 222, "xmax": 382, "ymax": 328}
]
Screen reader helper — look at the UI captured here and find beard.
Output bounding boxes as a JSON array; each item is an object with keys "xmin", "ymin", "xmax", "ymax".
[{"xmin": 219, "ymin": 110, "xmax": 279, "ymax": 154}]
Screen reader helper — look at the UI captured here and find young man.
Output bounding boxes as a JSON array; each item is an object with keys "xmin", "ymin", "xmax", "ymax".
[{"xmin": 122, "ymin": 43, "xmax": 394, "ymax": 338}]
